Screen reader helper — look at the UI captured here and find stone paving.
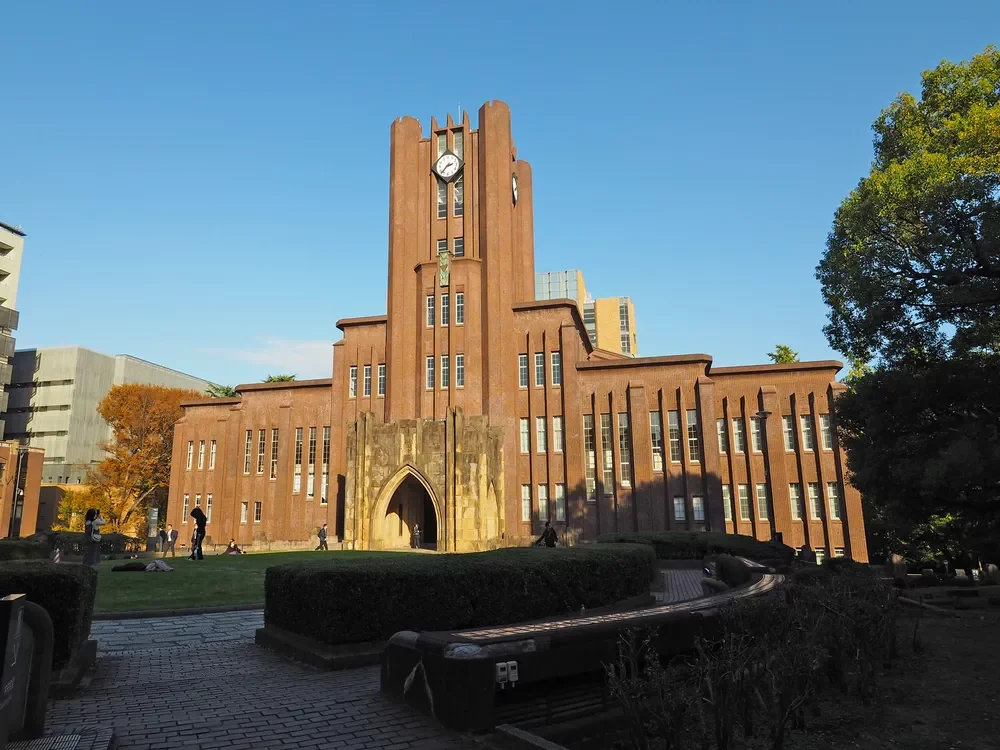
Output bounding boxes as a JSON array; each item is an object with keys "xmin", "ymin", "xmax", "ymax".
[
  {"xmin": 655, "ymin": 568, "xmax": 706, "ymax": 604},
  {"xmin": 46, "ymin": 611, "xmax": 479, "ymax": 750}
]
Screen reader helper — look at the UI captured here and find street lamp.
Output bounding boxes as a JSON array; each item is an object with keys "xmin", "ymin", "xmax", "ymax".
[{"xmin": 756, "ymin": 409, "xmax": 778, "ymax": 541}]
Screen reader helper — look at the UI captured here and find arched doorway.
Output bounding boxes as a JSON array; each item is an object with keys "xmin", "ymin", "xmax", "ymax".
[{"xmin": 381, "ymin": 474, "xmax": 438, "ymax": 550}]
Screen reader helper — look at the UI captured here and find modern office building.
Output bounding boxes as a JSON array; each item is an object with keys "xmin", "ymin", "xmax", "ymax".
[
  {"xmin": 0, "ymin": 222, "xmax": 27, "ymax": 439},
  {"xmin": 5, "ymin": 347, "xmax": 215, "ymax": 484},
  {"xmin": 167, "ymin": 101, "xmax": 868, "ymax": 561},
  {"xmin": 535, "ymin": 271, "xmax": 638, "ymax": 356}
]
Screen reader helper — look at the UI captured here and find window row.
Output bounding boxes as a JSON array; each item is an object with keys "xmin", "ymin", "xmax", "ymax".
[
  {"xmin": 519, "ymin": 483, "xmax": 567, "ymax": 523},
  {"xmin": 436, "ymin": 237, "xmax": 465, "ymax": 259},
  {"xmin": 437, "ymin": 177, "xmax": 464, "ymax": 218},
  {"xmin": 519, "ymin": 415, "xmax": 565, "ymax": 454},
  {"xmin": 582, "ymin": 413, "xmax": 634, "ymax": 500},
  {"xmin": 184, "ymin": 493, "xmax": 264, "ymax": 526},
  {"xmin": 425, "ymin": 353, "xmax": 466, "ymax": 389},
  {"xmin": 186, "ymin": 439, "xmax": 218, "ymax": 471},
  {"xmin": 349, "ymin": 364, "xmax": 386, "ymax": 398},
  {"xmin": 212, "ymin": 427, "xmax": 333, "ymax": 503},
  {"xmin": 716, "ymin": 413, "xmax": 835, "ymax": 456},
  {"xmin": 518, "ymin": 352, "xmax": 562, "ymax": 388},
  {"xmin": 426, "ymin": 292, "xmax": 465, "ymax": 327},
  {"xmin": 721, "ymin": 481, "xmax": 843, "ymax": 523}
]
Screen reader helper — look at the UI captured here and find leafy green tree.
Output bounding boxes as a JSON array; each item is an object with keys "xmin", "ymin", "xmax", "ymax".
[
  {"xmin": 263, "ymin": 374, "xmax": 296, "ymax": 382},
  {"xmin": 206, "ymin": 384, "xmax": 238, "ymax": 398},
  {"xmin": 767, "ymin": 344, "xmax": 800, "ymax": 364}
]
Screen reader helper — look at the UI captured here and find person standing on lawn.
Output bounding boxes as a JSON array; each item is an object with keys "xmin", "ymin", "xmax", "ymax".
[
  {"xmin": 188, "ymin": 507, "xmax": 207, "ymax": 560},
  {"xmin": 83, "ymin": 509, "xmax": 107, "ymax": 566},
  {"xmin": 162, "ymin": 524, "xmax": 178, "ymax": 558},
  {"xmin": 315, "ymin": 523, "xmax": 328, "ymax": 551}
]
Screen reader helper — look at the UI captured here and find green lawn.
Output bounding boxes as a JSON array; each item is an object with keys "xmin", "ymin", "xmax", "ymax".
[{"xmin": 94, "ymin": 551, "xmax": 405, "ymax": 615}]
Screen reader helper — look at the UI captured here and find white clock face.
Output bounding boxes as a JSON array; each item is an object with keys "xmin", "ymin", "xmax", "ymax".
[
  {"xmin": 512, "ymin": 173, "xmax": 519, "ymax": 204},
  {"xmin": 435, "ymin": 153, "xmax": 461, "ymax": 180}
]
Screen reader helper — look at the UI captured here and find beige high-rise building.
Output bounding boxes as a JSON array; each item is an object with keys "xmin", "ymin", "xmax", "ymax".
[
  {"xmin": 535, "ymin": 270, "xmax": 638, "ymax": 356},
  {"xmin": 0, "ymin": 222, "xmax": 26, "ymax": 437}
]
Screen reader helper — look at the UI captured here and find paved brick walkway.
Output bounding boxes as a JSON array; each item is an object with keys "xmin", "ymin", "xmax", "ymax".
[
  {"xmin": 655, "ymin": 568, "xmax": 706, "ymax": 604},
  {"xmin": 46, "ymin": 611, "xmax": 479, "ymax": 750}
]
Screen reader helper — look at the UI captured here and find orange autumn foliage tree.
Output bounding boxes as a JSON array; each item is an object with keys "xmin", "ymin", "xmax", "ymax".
[{"xmin": 81, "ymin": 384, "xmax": 202, "ymax": 535}]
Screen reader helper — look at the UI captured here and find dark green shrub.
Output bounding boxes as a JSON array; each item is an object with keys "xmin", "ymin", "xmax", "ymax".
[
  {"xmin": 0, "ymin": 539, "xmax": 51, "ymax": 561},
  {"xmin": 713, "ymin": 555, "xmax": 752, "ymax": 587},
  {"xmin": 265, "ymin": 544, "xmax": 656, "ymax": 645},
  {"xmin": 0, "ymin": 562, "xmax": 97, "ymax": 669},
  {"xmin": 44, "ymin": 531, "xmax": 139, "ymax": 556},
  {"xmin": 596, "ymin": 531, "xmax": 794, "ymax": 564}
]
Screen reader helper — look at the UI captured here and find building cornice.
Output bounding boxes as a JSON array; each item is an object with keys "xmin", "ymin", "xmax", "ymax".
[
  {"xmin": 181, "ymin": 397, "xmax": 242, "ymax": 407},
  {"xmin": 236, "ymin": 378, "xmax": 333, "ymax": 393},
  {"xmin": 578, "ymin": 353, "xmax": 713, "ymax": 372},
  {"xmin": 512, "ymin": 299, "xmax": 594, "ymax": 356},
  {"xmin": 336, "ymin": 315, "xmax": 387, "ymax": 332},
  {"xmin": 709, "ymin": 360, "xmax": 844, "ymax": 377},
  {"xmin": 0, "ymin": 221, "xmax": 25, "ymax": 237}
]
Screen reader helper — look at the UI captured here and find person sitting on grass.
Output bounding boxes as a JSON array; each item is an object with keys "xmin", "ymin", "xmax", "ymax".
[{"xmin": 224, "ymin": 539, "xmax": 244, "ymax": 555}]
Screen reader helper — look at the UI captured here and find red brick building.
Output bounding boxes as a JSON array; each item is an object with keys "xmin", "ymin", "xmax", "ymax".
[{"xmin": 167, "ymin": 100, "xmax": 868, "ymax": 562}]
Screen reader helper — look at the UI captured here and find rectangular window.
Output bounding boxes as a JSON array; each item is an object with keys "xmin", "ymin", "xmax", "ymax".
[
  {"xmin": 551, "ymin": 353, "xmax": 562, "ymax": 386},
  {"xmin": 241, "ymin": 502, "xmax": 248, "ymax": 524},
  {"xmin": 534, "ymin": 353, "xmax": 545, "ymax": 387},
  {"xmin": 270, "ymin": 428, "xmax": 279, "ymax": 480},
  {"xmin": 751, "ymin": 417, "xmax": 763, "ymax": 452},
  {"xmin": 815, "ymin": 548, "xmax": 827, "ymax": 564},
  {"xmin": 437, "ymin": 238, "xmax": 447, "ymax": 255},
  {"xmin": 733, "ymin": 417, "xmax": 746, "ymax": 453},
  {"xmin": 601, "ymin": 413, "xmax": 614, "ymax": 495},
  {"xmin": 618, "ymin": 412, "xmax": 632, "ymax": 486},
  {"xmin": 668, "ymin": 411, "xmax": 682, "ymax": 462},
  {"xmin": 321, "ymin": 472, "xmax": 329, "ymax": 505},
  {"xmin": 453, "ymin": 129, "xmax": 463, "ymax": 158},
  {"xmin": 363, "ymin": 365, "xmax": 372, "ymax": 397},
  {"xmin": 521, "ymin": 485, "xmax": 531, "ymax": 522},
  {"xmin": 584, "ymin": 415, "xmax": 597, "ymax": 501},
  {"xmin": 454, "ymin": 237, "xmax": 464, "ymax": 258},
  {"xmin": 673, "ymin": 496, "xmax": 686, "ymax": 521},
  {"xmin": 194, "ymin": 494, "xmax": 201, "ymax": 508},
  {"xmin": 321, "ymin": 425, "xmax": 330, "ymax": 506},
  {"xmin": 307, "ymin": 473, "xmax": 315, "ymax": 497},
  {"xmin": 820, "ymin": 414, "xmax": 833, "ymax": 450},
  {"xmin": 738, "ymin": 484, "xmax": 751, "ymax": 521},
  {"xmin": 183, "ymin": 493, "xmax": 189, "ymax": 520},
  {"xmin": 756, "ymin": 483, "xmax": 770, "ymax": 521},
  {"xmin": 441, "ymin": 294, "xmax": 450, "ymax": 327},
  {"xmin": 722, "ymin": 485, "xmax": 733, "ymax": 521},
  {"xmin": 456, "ymin": 292, "xmax": 465, "ymax": 324},
  {"xmin": 833, "ymin": 547, "xmax": 845, "ymax": 558},
  {"xmin": 686, "ymin": 409, "xmax": 700, "ymax": 462},
  {"xmin": 801, "ymin": 415, "xmax": 816, "ymax": 451},
  {"xmin": 789, "ymin": 483, "xmax": 804, "ymax": 521},
  {"xmin": 257, "ymin": 429, "xmax": 266, "ymax": 474},
  {"xmin": 307, "ymin": 427, "xmax": 317, "ymax": 497},
  {"xmin": 426, "ymin": 356, "xmax": 435, "ymax": 389},
  {"xmin": 440, "ymin": 355, "xmax": 450, "ymax": 388},
  {"xmin": 437, "ymin": 132, "xmax": 446, "ymax": 157},
  {"xmin": 437, "ymin": 179, "xmax": 447, "ymax": 219},
  {"xmin": 553, "ymin": 416, "xmax": 564, "ymax": 453},
  {"xmin": 650, "ymin": 412, "xmax": 664, "ymax": 471},
  {"xmin": 693, "ymin": 495, "xmax": 705, "ymax": 522},
  {"xmin": 243, "ymin": 431, "xmax": 252, "ymax": 474},
  {"xmin": 808, "ymin": 483, "xmax": 822, "ymax": 520},
  {"xmin": 783, "ymin": 416, "xmax": 796, "ymax": 451},
  {"xmin": 536, "ymin": 416, "xmax": 547, "ymax": 453},
  {"xmin": 198, "ymin": 440, "xmax": 205, "ymax": 469},
  {"xmin": 538, "ymin": 484, "xmax": 549, "ymax": 521},
  {"xmin": 518, "ymin": 416, "xmax": 527, "ymax": 454},
  {"xmin": 349, "ymin": 366, "xmax": 357, "ymax": 398},
  {"xmin": 377, "ymin": 364, "xmax": 386, "ymax": 396},
  {"xmin": 555, "ymin": 484, "xmax": 566, "ymax": 522},
  {"xmin": 827, "ymin": 483, "xmax": 842, "ymax": 520},
  {"xmin": 187, "ymin": 441, "xmax": 194, "ymax": 470},
  {"xmin": 717, "ymin": 418, "xmax": 728, "ymax": 454},
  {"xmin": 293, "ymin": 427, "xmax": 303, "ymax": 494},
  {"xmin": 209, "ymin": 440, "xmax": 217, "ymax": 470},
  {"xmin": 254, "ymin": 501, "xmax": 262, "ymax": 523},
  {"xmin": 206, "ymin": 493, "xmax": 213, "ymax": 523},
  {"xmin": 519, "ymin": 354, "xmax": 528, "ymax": 387},
  {"xmin": 426, "ymin": 295, "xmax": 435, "ymax": 327},
  {"xmin": 455, "ymin": 354, "xmax": 465, "ymax": 387},
  {"xmin": 454, "ymin": 177, "xmax": 464, "ymax": 217}
]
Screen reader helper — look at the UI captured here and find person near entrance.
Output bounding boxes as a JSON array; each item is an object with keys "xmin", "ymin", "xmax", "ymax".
[
  {"xmin": 162, "ymin": 524, "xmax": 179, "ymax": 558},
  {"xmin": 316, "ymin": 523, "xmax": 329, "ymax": 551},
  {"xmin": 188, "ymin": 508, "xmax": 207, "ymax": 560},
  {"xmin": 411, "ymin": 523, "xmax": 421, "ymax": 549},
  {"xmin": 536, "ymin": 521, "xmax": 558, "ymax": 548}
]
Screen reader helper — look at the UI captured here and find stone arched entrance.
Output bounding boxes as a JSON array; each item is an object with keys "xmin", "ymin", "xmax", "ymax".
[{"xmin": 369, "ymin": 465, "xmax": 442, "ymax": 550}]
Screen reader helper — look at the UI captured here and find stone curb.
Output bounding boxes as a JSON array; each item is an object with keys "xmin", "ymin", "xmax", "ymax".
[{"xmin": 92, "ymin": 603, "xmax": 264, "ymax": 621}]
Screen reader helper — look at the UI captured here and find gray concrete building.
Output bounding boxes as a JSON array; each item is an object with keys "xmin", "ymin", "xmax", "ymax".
[
  {"xmin": 0, "ymin": 222, "xmax": 27, "ymax": 438},
  {"xmin": 4, "ymin": 347, "xmax": 215, "ymax": 484}
]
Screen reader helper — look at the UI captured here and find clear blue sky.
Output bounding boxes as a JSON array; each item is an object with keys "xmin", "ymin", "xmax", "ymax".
[{"xmin": 3, "ymin": 1, "xmax": 997, "ymax": 386}]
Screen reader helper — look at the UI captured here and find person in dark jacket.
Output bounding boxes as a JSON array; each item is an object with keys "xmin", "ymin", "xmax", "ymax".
[
  {"xmin": 189, "ymin": 507, "xmax": 207, "ymax": 560},
  {"xmin": 315, "ymin": 523, "xmax": 329, "ymax": 551},
  {"xmin": 536, "ymin": 521, "xmax": 558, "ymax": 548}
]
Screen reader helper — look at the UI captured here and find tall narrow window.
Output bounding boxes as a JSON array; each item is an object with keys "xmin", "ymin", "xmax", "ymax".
[
  {"xmin": 441, "ymin": 294, "xmax": 450, "ymax": 326},
  {"xmin": 270, "ymin": 428, "xmax": 279, "ymax": 480},
  {"xmin": 534, "ymin": 353, "xmax": 545, "ymax": 387},
  {"xmin": 183, "ymin": 494, "xmax": 189, "ymax": 520},
  {"xmin": 426, "ymin": 295, "xmax": 435, "ymax": 327},
  {"xmin": 521, "ymin": 485, "xmax": 531, "ymax": 522},
  {"xmin": 426, "ymin": 356, "xmax": 435, "ymax": 389},
  {"xmin": 673, "ymin": 496, "xmax": 686, "ymax": 521},
  {"xmin": 536, "ymin": 416, "xmax": 547, "ymax": 453},
  {"xmin": 584, "ymin": 415, "xmax": 597, "ymax": 501},
  {"xmin": 455, "ymin": 354, "xmax": 465, "ymax": 387},
  {"xmin": 349, "ymin": 366, "xmax": 357, "ymax": 398},
  {"xmin": 827, "ymin": 483, "xmax": 842, "ymax": 520},
  {"xmin": 436, "ymin": 132, "xmax": 447, "ymax": 157},
  {"xmin": 686, "ymin": 409, "xmax": 700, "ymax": 462},
  {"xmin": 738, "ymin": 484, "xmax": 751, "ymax": 521},
  {"xmin": 722, "ymin": 485, "xmax": 733, "ymax": 521},
  {"xmin": 750, "ymin": 417, "xmax": 763, "ymax": 452},
  {"xmin": 808, "ymin": 483, "xmax": 822, "ymax": 520},
  {"xmin": 800, "ymin": 415, "xmax": 816, "ymax": 451},
  {"xmin": 198, "ymin": 440, "xmax": 205, "ymax": 469},
  {"xmin": 437, "ymin": 180, "xmax": 447, "ymax": 219},
  {"xmin": 783, "ymin": 416, "xmax": 796, "ymax": 451},
  {"xmin": 553, "ymin": 416, "xmax": 564, "ymax": 453},
  {"xmin": 601, "ymin": 414, "xmax": 614, "ymax": 495},
  {"xmin": 454, "ymin": 237, "xmax": 464, "ymax": 258},
  {"xmin": 520, "ymin": 418, "xmax": 530, "ymax": 453},
  {"xmin": 440, "ymin": 355, "xmax": 450, "ymax": 388},
  {"xmin": 717, "ymin": 418, "xmax": 728, "ymax": 454},
  {"xmin": 789, "ymin": 483, "xmax": 804, "ymax": 521},
  {"xmin": 437, "ymin": 238, "xmax": 447, "ymax": 255},
  {"xmin": 194, "ymin": 494, "xmax": 201, "ymax": 508},
  {"xmin": 820, "ymin": 414, "xmax": 833, "ymax": 450},
  {"xmin": 293, "ymin": 427, "xmax": 303, "ymax": 494},
  {"xmin": 243, "ymin": 431, "xmax": 252, "ymax": 474},
  {"xmin": 815, "ymin": 548, "xmax": 827, "ymax": 564},
  {"xmin": 307, "ymin": 427, "xmax": 317, "ymax": 497},
  {"xmin": 454, "ymin": 177, "xmax": 464, "ymax": 217},
  {"xmin": 538, "ymin": 484, "xmax": 549, "ymax": 521},
  {"xmin": 692, "ymin": 495, "xmax": 705, "ymax": 522},
  {"xmin": 756, "ymin": 483, "xmax": 770, "ymax": 521},
  {"xmin": 377, "ymin": 364, "xmax": 386, "ymax": 396},
  {"xmin": 554, "ymin": 484, "xmax": 566, "ymax": 522},
  {"xmin": 518, "ymin": 354, "xmax": 528, "ymax": 387},
  {"xmin": 257, "ymin": 429, "xmax": 266, "ymax": 474},
  {"xmin": 187, "ymin": 441, "xmax": 194, "ymax": 470},
  {"xmin": 456, "ymin": 292, "xmax": 465, "ymax": 324},
  {"xmin": 321, "ymin": 426, "xmax": 330, "ymax": 505},
  {"xmin": 650, "ymin": 412, "xmax": 664, "ymax": 471},
  {"xmin": 551, "ymin": 352, "xmax": 562, "ymax": 386},
  {"xmin": 618, "ymin": 412, "xmax": 632, "ymax": 486},
  {"xmin": 668, "ymin": 411, "xmax": 682, "ymax": 462},
  {"xmin": 206, "ymin": 493, "xmax": 213, "ymax": 523},
  {"xmin": 363, "ymin": 365, "xmax": 372, "ymax": 397},
  {"xmin": 453, "ymin": 129, "xmax": 463, "ymax": 158},
  {"xmin": 241, "ymin": 502, "xmax": 248, "ymax": 524},
  {"xmin": 254, "ymin": 501, "xmax": 262, "ymax": 523},
  {"xmin": 732, "ymin": 417, "xmax": 746, "ymax": 453},
  {"xmin": 209, "ymin": 440, "xmax": 216, "ymax": 470}
]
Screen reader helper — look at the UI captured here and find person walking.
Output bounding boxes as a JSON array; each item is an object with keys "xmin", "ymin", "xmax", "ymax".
[
  {"xmin": 188, "ymin": 507, "xmax": 207, "ymax": 560},
  {"xmin": 83, "ymin": 509, "xmax": 107, "ymax": 566},
  {"xmin": 315, "ymin": 523, "xmax": 329, "ymax": 551},
  {"xmin": 536, "ymin": 521, "xmax": 558, "ymax": 548},
  {"xmin": 162, "ymin": 524, "xmax": 178, "ymax": 558}
]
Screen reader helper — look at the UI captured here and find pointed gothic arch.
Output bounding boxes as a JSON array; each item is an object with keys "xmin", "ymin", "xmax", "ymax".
[{"xmin": 369, "ymin": 463, "xmax": 444, "ymax": 549}]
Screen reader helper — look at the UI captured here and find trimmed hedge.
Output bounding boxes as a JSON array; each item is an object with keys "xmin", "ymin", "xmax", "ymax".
[
  {"xmin": 0, "ymin": 539, "xmax": 51, "ymax": 561},
  {"xmin": 265, "ymin": 544, "xmax": 656, "ymax": 645},
  {"xmin": 596, "ymin": 531, "xmax": 795, "ymax": 564},
  {"xmin": 0, "ymin": 562, "xmax": 98, "ymax": 669}
]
